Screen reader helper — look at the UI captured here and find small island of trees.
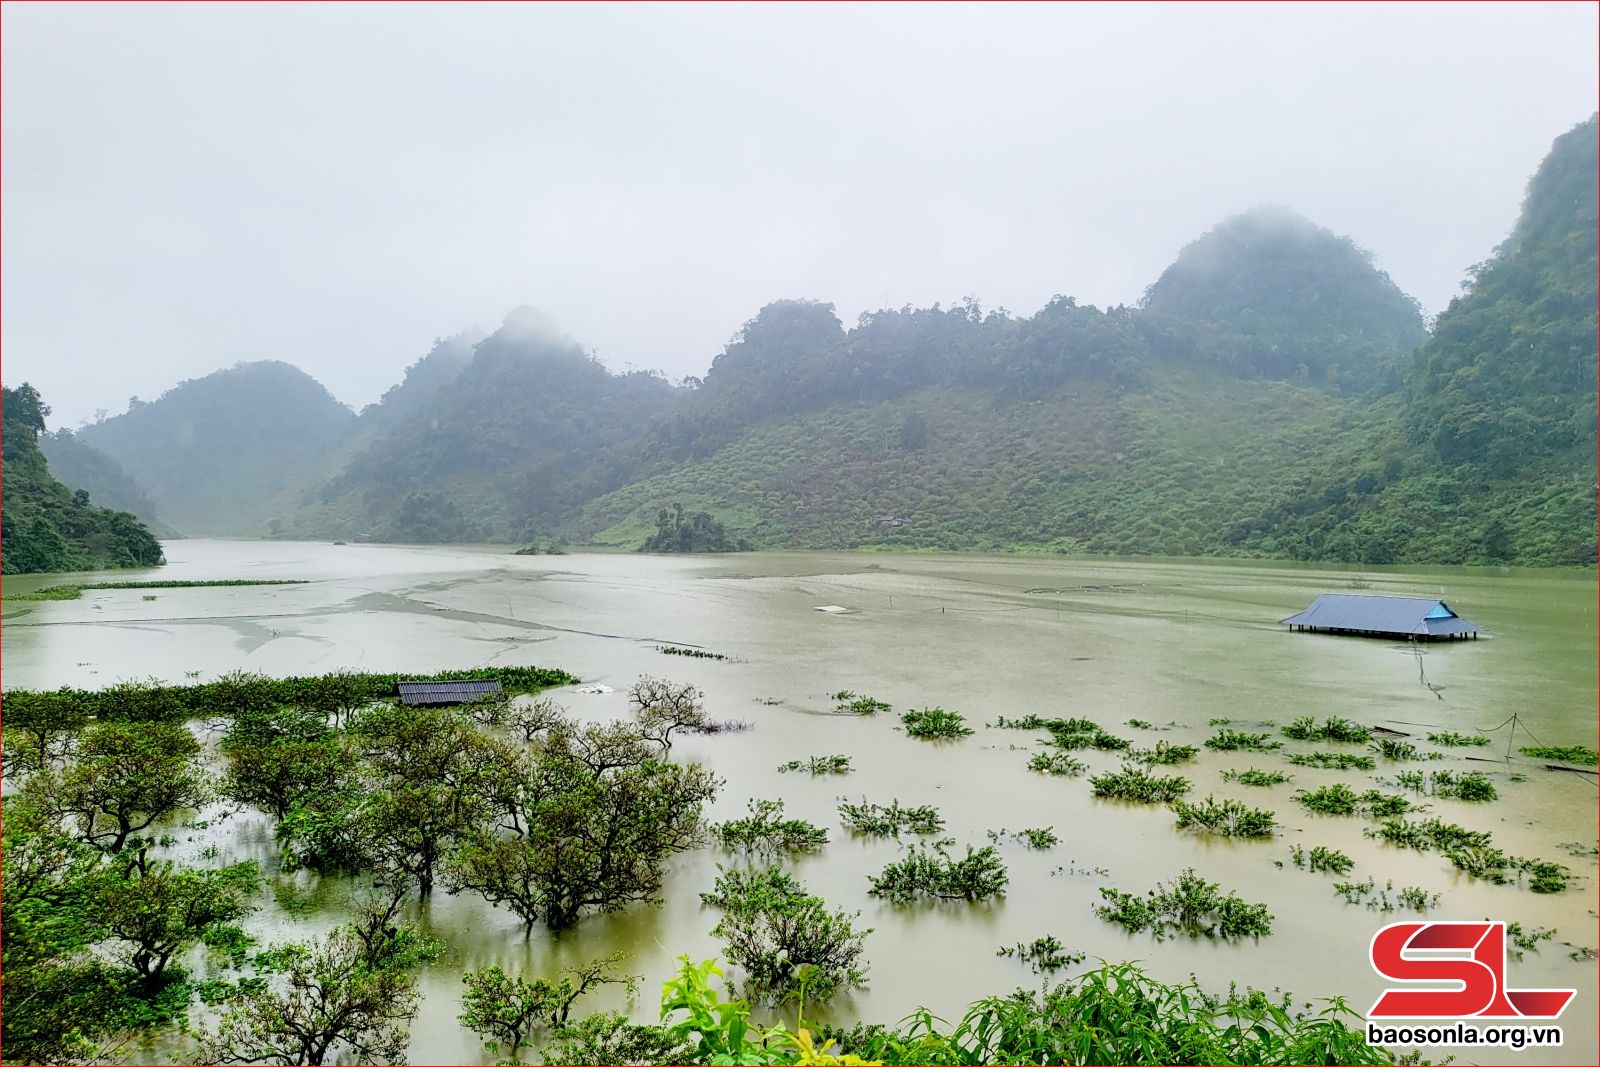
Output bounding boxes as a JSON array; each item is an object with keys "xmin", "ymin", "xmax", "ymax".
[{"xmin": 639, "ymin": 503, "xmax": 750, "ymax": 553}]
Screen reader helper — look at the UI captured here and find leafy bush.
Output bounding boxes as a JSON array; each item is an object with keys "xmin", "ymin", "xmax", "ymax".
[
  {"xmin": 996, "ymin": 715, "xmax": 1129, "ymax": 751},
  {"xmin": 640, "ymin": 954, "xmax": 1410, "ymax": 1065},
  {"xmin": 1286, "ymin": 752, "xmax": 1375, "ymax": 771},
  {"xmin": 1290, "ymin": 844, "xmax": 1355, "ymax": 876},
  {"xmin": 988, "ymin": 827, "xmax": 1059, "ymax": 849},
  {"xmin": 837, "ymin": 799, "xmax": 943, "ymax": 837},
  {"xmin": 1095, "ymin": 868, "xmax": 1273, "ymax": 940},
  {"xmin": 1222, "ymin": 768, "xmax": 1292, "ymax": 787},
  {"xmin": 868, "ymin": 839, "xmax": 1008, "ymax": 903},
  {"xmin": 901, "ymin": 708, "xmax": 973, "ymax": 740},
  {"xmin": 1089, "ymin": 766, "xmax": 1192, "ymax": 803},
  {"xmin": 1331, "ymin": 879, "xmax": 1439, "ymax": 913},
  {"xmin": 700, "ymin": 867, "xmax": 870, "ymax": 1006},
  {"xmin": 1395, "ymin": 769, "xmax": 1498, "ymax": 803},
  {"xmin": 1525, "ymin": 861, "xmax": 1570, "ymax": 894},
  {"xmin": 1371, "ymin": 739, "xmax": 1426, "ymax": 761},
  {"xmin": 834, "ymin": 693, "xmax": 893, "ymax": 716},
  {"xmin": 657, "ymin": 645, "xmax": 727, "ymax": 660},
  {"xmin": 1282, "ymin": 716, "xmax": 1370, "ymax": 743},
  {"xmin": 460, "ymin": 955, "xmax": 637, "ymax": 1056},
  {"xmin": 1505, "ymin": 922, "xmax": 1557, "ymax": 958},
  {"xmin": 1521, "ymin": 744, "xmax": 1598, "ymax": 766},
  {"xmin": 1127, "ymin": 742, "xmax": 1197, "ymax": 766},
  {"xmin": 995, "ymin": 935, "xmax": 1084, "ymax": 974},
  {"xmin": 714, "ymin": 800, "xmax": 829, "ymax": 855},
  {"xmin": 1294, "ymin": 785, "xmax": 1418, "ymax": 819},
  {"xmin": 1427, "ymin": 731, "xmax": 1490, "ymax": 747},
  {"xmin": 1204, "ymin": 729, "xmax": 1282, "ymax": 752},
  {"xmin": 1172, "ymin": 796, "xmax": 1277, "ymax": 838},
  {"xmin": 1027, "ymin": 751, "xmax": 1087, "ymax": 776},
  {"xmin": 778, "ymin": 754, "xmax": 852, "ymax": 775}
]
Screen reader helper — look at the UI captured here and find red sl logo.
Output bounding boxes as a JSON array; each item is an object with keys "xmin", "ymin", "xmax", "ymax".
[{"xmin": 1368, "ymin": 921, "xmax": 1576, "ymax": 1019}]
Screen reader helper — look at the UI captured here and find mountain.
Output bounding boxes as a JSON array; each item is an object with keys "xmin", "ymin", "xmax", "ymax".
[
  {"xmin": 287, "ymin": 308, "xmax": 681, "ymax": 543},
  {"xmin": 1408, "ymin": 114, "xmax": 1597, "ymax": 472},
  {"xmin": 38, "ymin": 429, "xmax": 176, "ymax": 537},
  {"xmin": 77, "ymin": 361, "xmax": 357, "ymax": 537},
  {"xmin": 58, "ymin": 116, "xmax": 1595, "ymax": 567},
  {"xmin": 1139, "ymin": 206, "xmax": 1428, "ymax": 392},
  {"xmin": 355, "ymin": 328, "xmax": 484, "ymax": 430},
  {"xmin": 1, "ymin": 384, "xmax": 165, "ymax": 574},
  {"xmin": 1215, "ymin": 116, "xmax": 1598, "ymax": 565}
]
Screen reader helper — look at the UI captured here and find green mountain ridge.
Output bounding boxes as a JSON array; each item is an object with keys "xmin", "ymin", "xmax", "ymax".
[
  {"xmin": 41, "ymin": 115, "xmax": 1597, "ymax": 566},
  {"xmin": 38, "ymin": 428, "xmax": 177, "ymax": 538},
  {"xmin": 76, "ymin": 360, "xmax": 358, "ymax": 537},
  {"xmin": 1, "ymin": 385, "xmax": 165, "ymax": 574}
]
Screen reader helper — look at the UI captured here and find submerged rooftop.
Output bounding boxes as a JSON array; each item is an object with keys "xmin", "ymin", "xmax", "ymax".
[{"xmin": 1281, "ymin": 594, "xmax": 1482, "ymax": 640}]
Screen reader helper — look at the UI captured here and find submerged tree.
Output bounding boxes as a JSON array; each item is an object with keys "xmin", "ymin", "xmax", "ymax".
[
  {"xmin": 25, "ymin": 720, "xmax": 209, "ymax": 852},
  {"xmin": 194, "ymin": 909, "xmax": 436, "ymax": 1066},
  {"xmin": 99, "ymin": 849, "xmax": 260, "ymax": 984},
  {"xmin": 700, "ymin": 865, "xmax": 870, "ymax": 1006},
  {"xmin": 348, "ymin": 702, "xmax": 525, "ymax": 895},
  {"xmin": 629, "ymin": 676, "xmax": 710, "ymax": 752},
  {"xmin": 1, "ymin": 794, "xmax": 127, "ymax": 1065},
  {"xmin": 447, "ymin": 713, "xmax": 719, "ymax": 930},
  {"xmin": 459, "ymin": 954, "xmax": 638, "ymax": 1057}
]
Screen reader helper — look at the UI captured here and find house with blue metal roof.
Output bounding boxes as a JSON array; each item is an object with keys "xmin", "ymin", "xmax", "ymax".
[
  {"xmin": 396, "ymin": 679, "xmax": 503, "ymax": 706},
  {"xmin": 1281, "ymin": 594, "xmax": 1482, "ymax": 640}
]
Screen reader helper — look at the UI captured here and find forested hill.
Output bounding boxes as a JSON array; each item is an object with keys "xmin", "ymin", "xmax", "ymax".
[
  {"xmin": 1, "ymin": 384, "xmax": 165, "ymax": 574},
  {"xmin": 1407, "ymin": 113, "xmax": 1597, "ymax": 474},
  {"xmin": 58, "ymin": 115, "xmax": 1597, "ymax": 566},
  {"xmin": 39, "ymin": 429, "xmax": 175, "ymax": 537},
  {"xmin": 288, "ymin": 307, "xmax": 683, "ymax": 543},
  {"xmin": 76, "ymin": 361, "xmax": 357, "ymax": 537},
  {"xmin": 1214, "ymin": 112, "xmax": 1597, "ymax": 566},
  {"xmin": 1139, "ymin": 206, "xmax": 1428, "ymax": 392}
]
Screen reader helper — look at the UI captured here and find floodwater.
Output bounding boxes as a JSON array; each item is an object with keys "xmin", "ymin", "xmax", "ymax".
[{"xmin": 3, "ymin": 540, "xmax": 1596, "ymax": 1065}]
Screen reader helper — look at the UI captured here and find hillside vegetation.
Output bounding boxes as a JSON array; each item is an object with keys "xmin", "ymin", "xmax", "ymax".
[
  {"xmin": 1, "ymin": 384, "xmax": 165, "ymax": 574},
  {"xmin": 39, "ymin": 429, "xmax": 175, "ymax": 537},
  {"xmin": 49, "ymin": 116, "xmax": 1597, "ymax": 566},
  {"xmin": 76, "ymin": 360, "xmax": 357, "ymax": 537}
]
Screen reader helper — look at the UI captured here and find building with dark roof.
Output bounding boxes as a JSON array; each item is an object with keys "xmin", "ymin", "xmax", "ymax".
[
  {"xmin": 1281, "ymin": 594, "xmax": 1482, "ymax": 640},
  {"xmin": 397, "ymin": 679, "xmax": 503, "ymax": 706}
]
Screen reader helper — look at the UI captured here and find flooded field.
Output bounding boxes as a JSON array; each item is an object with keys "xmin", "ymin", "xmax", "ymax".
[{"xmin": 4, "ymin": 540, "xmax": 1596, "ymax": 1065}]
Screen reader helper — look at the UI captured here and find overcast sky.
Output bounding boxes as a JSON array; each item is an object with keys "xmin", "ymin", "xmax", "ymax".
[{"xmin": 4, "ymin": 2, "xmax": 1596, "ymax": 427}]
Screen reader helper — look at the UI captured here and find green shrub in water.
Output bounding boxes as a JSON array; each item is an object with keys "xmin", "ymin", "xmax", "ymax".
[
  {"xmin": 1223, "ymin": 768, "xmax": 1292, "ymax": 787},
  {"xmin": 1172, "ymin": 796, "xmax": 1277, "ymax": 838},
  {"xmin": 1027, "ymin": 751, "xmax": 1087, "ymax": 776},
  {"xmin": 837, "ymin": 798, "xmax": 944, "ymax": 837},
  {"xmin": 869, "ymin": 839, "xmax": 1008, "ymax": 903},
  {"xmin": 901, "ymin": 707, "xmax": 972, "ymax": 740},
  {"xmin": 1205, "ymin": 729, "xmax": 1282, "ymax": 752},
  {"xmin": 1089, "ymin": 766, "xmax": 1193, "ymax": 803},
  {"xmin": 1095, "ymin": 868, "xmax": 1273, "ymax": 940}
]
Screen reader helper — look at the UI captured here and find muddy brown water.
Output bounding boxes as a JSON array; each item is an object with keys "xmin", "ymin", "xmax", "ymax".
[{"xmin": 3, "ymin": 541, "xmax": 1595, "ymax": 1065}]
